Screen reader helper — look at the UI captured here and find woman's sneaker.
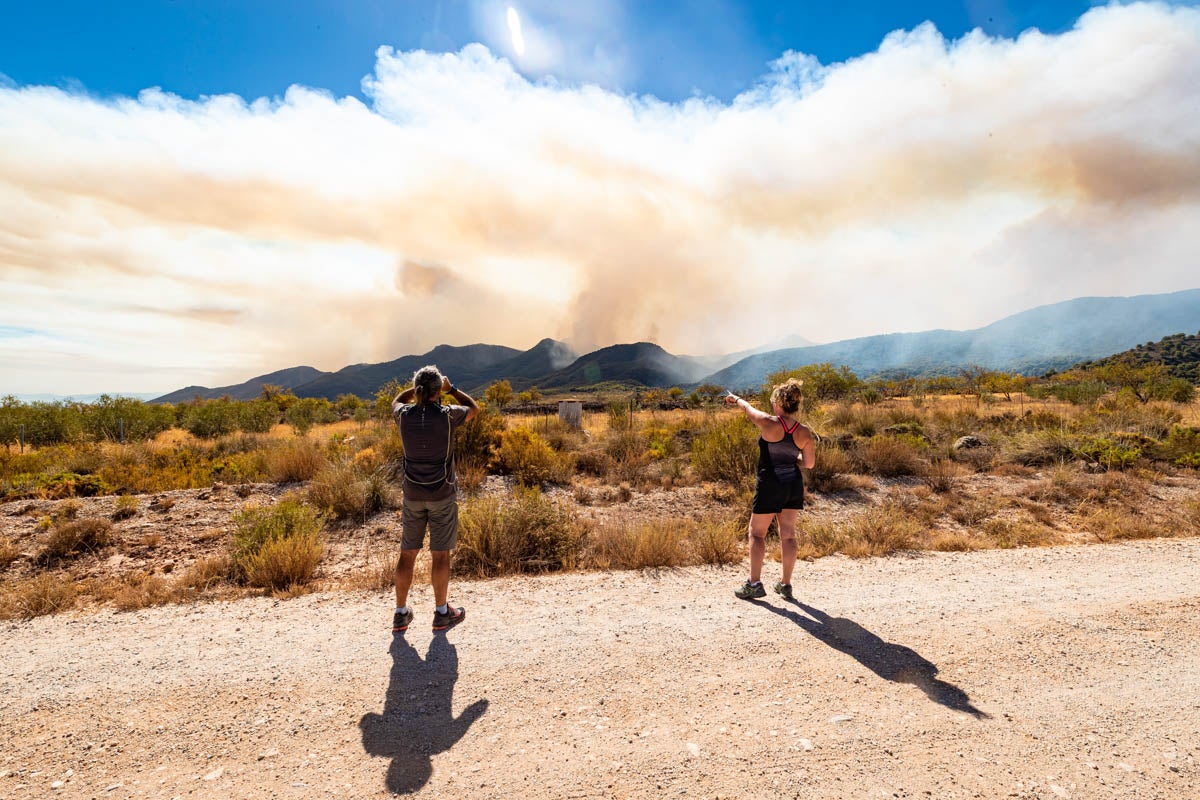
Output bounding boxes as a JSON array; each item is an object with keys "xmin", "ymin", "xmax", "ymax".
[
  {"xmin": 392, "ymin": 608, "xmax": 414, "ymax": 633},
  {"xmin": 773, "ymin": 582, "xmax": 794, "ymax": 600},
  {"xmin": 735, "ymin": 580, "xmax": 766, "ymax": 600},
  {"xmin": 432, "ymin": 605, "xmax": 466, "ymax": 631}
]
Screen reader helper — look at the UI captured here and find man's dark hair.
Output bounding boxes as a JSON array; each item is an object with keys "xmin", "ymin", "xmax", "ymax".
[{"xmin": 412, "ymin": 365, "xmax": 443, "ymax": 403}]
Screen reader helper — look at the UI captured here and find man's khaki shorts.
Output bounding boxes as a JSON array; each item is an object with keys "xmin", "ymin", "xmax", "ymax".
[{"xmin": 401, "ymin": 495, "xmax": 459, "ymax": 551}]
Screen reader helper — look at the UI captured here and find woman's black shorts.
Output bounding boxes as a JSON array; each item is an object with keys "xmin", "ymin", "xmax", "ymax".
[{"xmin": 752, "ymin": 469, "xmax": 805, "ymax": 515}]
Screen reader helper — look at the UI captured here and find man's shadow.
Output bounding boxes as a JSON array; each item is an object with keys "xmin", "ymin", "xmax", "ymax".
[
  {"xmin": 756, "ymin": 599, "xmax": 989, "ymax": 718},
  {"xmin": 359, "ymin": 634, "xmax": 489, "ymax": 794}
]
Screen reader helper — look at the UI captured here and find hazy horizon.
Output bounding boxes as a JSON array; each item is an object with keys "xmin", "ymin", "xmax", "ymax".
[{"xmin": 4, "ymin": 2, "xmax": 1200, "ymax": 394}]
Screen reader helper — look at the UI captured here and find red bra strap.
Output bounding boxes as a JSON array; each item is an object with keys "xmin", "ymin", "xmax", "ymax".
[{"xmin": 779, "ymin": 417, "xmax": 799, "ymax": 435}]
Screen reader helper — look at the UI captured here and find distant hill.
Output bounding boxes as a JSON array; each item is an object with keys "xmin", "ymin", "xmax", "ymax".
[
  {"xmin": 150, "ymin": 290, "xmax": 1200, "ymax": 402},
  {"xmin": 291, "ymin": 343, "xmax": 522, "ymax": 399},
  {"xmin": 1076, "ymin": 331, "xmax": 1200, "ymax": 383},
  {"xmin": 152, "ymin": 366, "xmax": 330, "ymax": 403},
  {"xmin": 537, "ymin": 343, "xmax": 710, "ymax": 390},
  {"xmin": 704, "ymin": 289, "xmax": 1200, "ymax": 389}
]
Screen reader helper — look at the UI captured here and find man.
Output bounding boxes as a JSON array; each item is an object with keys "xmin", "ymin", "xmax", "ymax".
[{"xmin": 391, "ymin": 365, "xmax": 479, "ymax": 633}]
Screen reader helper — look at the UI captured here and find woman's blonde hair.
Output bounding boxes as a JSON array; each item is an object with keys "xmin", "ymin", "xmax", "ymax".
[{"xmin": 770, "ymin": 378, "xmax": 804, "ymax": 414}]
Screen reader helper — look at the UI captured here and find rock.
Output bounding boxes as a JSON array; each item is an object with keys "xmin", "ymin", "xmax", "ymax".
[
  {"xmin": 203, "ymin": 767, "xmax": 224, "ymax": 781},
  {"xmin": 953, "ymin": 435, "xmax": 988, "ymax": 450},
  {"xmin": 686, "ymin": 742, "xmax": 700, "ymax": 757},
  {"xmin": 799, "ymin": 739, "xmax": 814, "ymax": 751},
  {"xmin": 830, "ymin": 715, "xmax": 853, "ymax": 724}
]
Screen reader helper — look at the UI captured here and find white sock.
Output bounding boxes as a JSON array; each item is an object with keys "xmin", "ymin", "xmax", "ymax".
[
  {"xmin": 750, "ymin": 580, "xmax": 762, "ymax": 586},
  {"xmin": 436, "ymin": 604, "xmax": 448, "ymax": 615},
  {"xmin": 395, "ymin": 606, "xmax": 408, "ymax": 615}
]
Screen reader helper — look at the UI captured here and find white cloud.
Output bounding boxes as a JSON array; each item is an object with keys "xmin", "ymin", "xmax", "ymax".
[{"xmin": 1, "ymin": 2, "xmax": 1199, "ymax": 393}]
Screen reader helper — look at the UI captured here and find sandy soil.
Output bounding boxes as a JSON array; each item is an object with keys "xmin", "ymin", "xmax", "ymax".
[{"xmin": 3, "ymin": 536, "xmax": 1199, "ymax": 799}]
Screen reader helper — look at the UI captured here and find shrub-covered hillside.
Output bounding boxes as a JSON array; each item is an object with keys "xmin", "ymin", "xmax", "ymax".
[{"xmin": 1076, "ymin": 332, "xmax": 1200, "ymax": 384}]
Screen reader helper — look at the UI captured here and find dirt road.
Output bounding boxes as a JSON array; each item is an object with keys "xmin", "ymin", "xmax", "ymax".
[{"xmin": 2, "ymin": 538, "xmax": 1199, "ymax": 799}]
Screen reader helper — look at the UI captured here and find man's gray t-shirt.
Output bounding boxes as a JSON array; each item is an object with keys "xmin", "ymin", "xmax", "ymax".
[{"xmin": 392, "ymin": 401, "xmax": 470, "ymax": 501}]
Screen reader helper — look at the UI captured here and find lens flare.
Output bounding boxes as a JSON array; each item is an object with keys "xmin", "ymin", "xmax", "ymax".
[{"xmin": 506, "ymin": 6, "xmax": 526, "ymax": 57}]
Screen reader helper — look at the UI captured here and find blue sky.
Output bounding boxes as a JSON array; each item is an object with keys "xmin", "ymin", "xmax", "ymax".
[
  {"xmin": 2, "ymin": 1, "xmax": 1100, "ymax": 102},
  {"xmin": 2, "ymin": 1, "xmax": 1199, "ymax": 395}
]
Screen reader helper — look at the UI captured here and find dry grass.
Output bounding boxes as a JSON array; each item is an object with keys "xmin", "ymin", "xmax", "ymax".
[
  {"xmin": 37, "ymin": 517, "xmax": 114, "ymax": 563},
  {"xmin": 1082, "ymin": 509, "xmax": 1169, "ymax": 543},
  {"xmin": 307, "ymin": 461, "xmax": 394, "ymax": 522},
  {"xmin": 0, "ymin": 571, "xmax": 79, "ymax": 619},
  {"xmin": 456, "ymin": 488, "xmax": 583, "ymax": 576},
  {"xmin": 242, "ymin": 534, "xmax": 324, "ymax": 590},
  {"xmin": 229, "ymin": 498, "xmax": 326, "ymax": 589},
  {"xmin": 919, "ymin": 457, "xmax": 965, "ymax": 493},
  {"xmin": 586, "ymin": 518, "xmax": 687, "ymax": 570},
  {"xmin": 839, "ymin": 502, "xmax": 924, "ymax": 557},
  {"xmin": 687, "ymin": 514, "xmax": 746, "ymax": 566},
  {"xmin": 111, "ymin": 494, "xmax": 139, "ymax": 521},
  {"xmin": 106, "ymin": 571, "xmax": 174, "ymax": 611},
  {"xmin": 979, "ymin": 518, "xmax": 1062, "ymax": 549},
  {"xmin": 266, "ymin": 438, "xmax": 328, "ymax": 483},
  {"xmin": 856, "ymin": 436, "xmax": 925, "ymax": 477},
  {"xmin": 344, "ymin": 545, "xmax": 399, "ymax": 591},
  {"xmin": 930, "ymin": 531, "xmax": 985, "ymax": 552},
  {"xmin": 0, "ymin": 535, "xmax": 18, "ymax": 569}
]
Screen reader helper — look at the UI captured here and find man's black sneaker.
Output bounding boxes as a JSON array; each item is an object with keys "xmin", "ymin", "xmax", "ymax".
[
  {"xmin": 392, "ymin": 608, "xmax": 414, "ymax": 633},
  {"xmin": 735, "ymin": 580, "xmax": 766, "ymax": 600},
  {"xmin": 432, "ymin": 605, "xmax": 466, "ymax": 631},
  {"xmin": 773, "ymin": 582, "xmax": 794, "ymax": 600}
]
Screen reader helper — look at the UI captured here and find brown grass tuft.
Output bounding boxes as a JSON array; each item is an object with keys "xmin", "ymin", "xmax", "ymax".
[
  {"xmin": 107, "ymin": 571, "xmax": 174, "ymax": 611},
  {"xmin": 586, "ymin": 518, "xmax": 686, "ymax": 570},
  {"xmin": 687, "ymin": 514, "xmax": 745, "ymax": 566},
  {"xmin": 37, "ymin": 518, "xmax": 114, "ymax": 563},
  {"xmin": 1082, "ymin": 509, "xmax": 1167, "ymax": 543},
  {"xmin": 0, "ymin": 536, "xmax": 18, "ymax": 569},
  {"xmin": 0, "ymin": 571, "xmax": 78, "ymax": 619},
  {"xmin": 266, "ymin": 438, "xmax": 328, "ymax": 483},
  {"xmin": 455, "ymin": 488, "xmax": 582, "ymax": 576}
]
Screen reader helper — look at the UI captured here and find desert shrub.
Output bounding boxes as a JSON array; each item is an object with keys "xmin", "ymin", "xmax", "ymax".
[
  {"xmin": 1079, "ymin": 437, "xmax": 1141, "ymax": 471},
  {"xmin": 0, "ymin": 572, "xmax": 78, "ymax": 619},
  {"xmin": 1004, "ymin": 430, "xmax": 1083, "ymax": 467},
  {"xmin": 838, "ymin": 502, "xmax": 923, "ymax": 557},
  {"xmin": 82, "ymin": 395, "xmax": 175, "ymax": 442},
  {"xmin": 112, "ymin": 494, "xmax": 139, "ymax": 521},
  {"xmin": 918, "ymin": 457, "xmax": 964, "ymax": 492},
  {"xmin": 855, "ymin": 435, "xmax": 925, "ymax": 477},
  {"xmin": 691, "ymin": 416, "xmax": 758, "ymax": 484},
  {"xmin": 455, "ymin": 488, "xmax": 582, "ymax": 576},
  {"xmin": 456, "ymin": 458, "xmax": 488, "ymax": 494},
  {"xmin": 645, "ymin": 428, "xmax": 674, "ymax": 460},
  {"xmin": 1082, "ymin": 508, "xmax": 1165, "ymax": 542},
  {"xmin": 607, "ymin": 400, "xmax": 634, "ymax": 431},
  {"xmin": 930, "ymin": 531, "xmax": 984, "ymax": 552},
  {"xmin": 238, "ymin": 400, "xmax": 279, "ymax": 433},
  {"xmin": 229, "ymin": 498, "xmax": 325, "ymax": 588},
  {"xmin": 0, "ymin": 535, "xmax": 18, "ymax": 569},
  {"xmin": 949, "ymin": 496, "xmax": 994, "ymax": 527},
  {"xmin": 585, "ymin": 518, "xmax": 686, "ymax": 570},
  {"xmin": 980, "ymin": 518, "xmax": 1061, "ymax": 548},
  {"xmin": 1155, "ymin": 425, "xmax": 1200, "ymax": 466},
  {"xmin": 37, "ymin": 517, "xmax": 114, "ymax": 563},
  {"xmin": 108, "ymin": 571, "xmax": 174, "ymax": 611},
  {"xmin": 181, "ymin": 399, "xmax": 241, "ymax": 439},
  {"xmin": 284, "ymin": 397, "xmax": 337, "ymax": 435},
  {"xmin": 497, "ymin": 427, "xmax": 559, "ymax": 486},
  {"xmin": 807, "ymin": 444, "xmax": 858, "ymax": 493},
  {"xmin": 174, "ymin": 556, "xmax": 232, "ymax": 595},
  {"xmin": 456, "ymin": 404, "xmax": 506, "ymax": 466},
  {"xmin": 688, "ymin": 515, "xmax": 745, "ymax": 565},
  {"xmin": 307, "ymin": 461, "xmax": 393, "ymax": 522},
  {"xmin": 344, "ymin": 545, "xmax": 398, "ymax": 591},
  {"xmin": 266, "ymin": 438, "xmax": 328, "ymax": 483}
]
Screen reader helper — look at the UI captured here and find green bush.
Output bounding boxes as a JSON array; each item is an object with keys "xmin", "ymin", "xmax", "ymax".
[
  {"xmin": 691, "ymin": 416, "xmax": 758, "ymax": 483},
  {"xmin": 181, "ymin": 399, "xmax": 240, "ymax": 439},
  {"xmin": 497, "ymin": 427, "xmax": 559, "ymax": 485},
  {"xmin": 455, "ymin": 404, "xmax": 506, "ymax": 466}
]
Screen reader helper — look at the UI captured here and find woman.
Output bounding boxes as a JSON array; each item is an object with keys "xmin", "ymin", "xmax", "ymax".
[{"xmin": 724, "ymin": 378, "xmax": 816, "ymax": 601}]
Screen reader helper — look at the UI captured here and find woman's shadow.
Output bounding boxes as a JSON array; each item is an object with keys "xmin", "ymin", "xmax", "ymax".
[
  {"xmin": 756, "ymin": 599, "xmax": 988, "ymax": 718},
  {"xmin": 359, "ymin": 634, "xmax": 489, "ymax": 794}
]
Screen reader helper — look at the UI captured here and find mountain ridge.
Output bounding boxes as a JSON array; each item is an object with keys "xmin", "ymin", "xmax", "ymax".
[{"xmin": 151, "ymin": 289, "xmax": 1200, "ymax": 402}]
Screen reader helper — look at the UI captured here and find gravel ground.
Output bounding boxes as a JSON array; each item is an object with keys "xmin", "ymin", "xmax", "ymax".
[{"xmin": 2, "ymin": 537, "xmax": 1199, "ymax": 799}]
